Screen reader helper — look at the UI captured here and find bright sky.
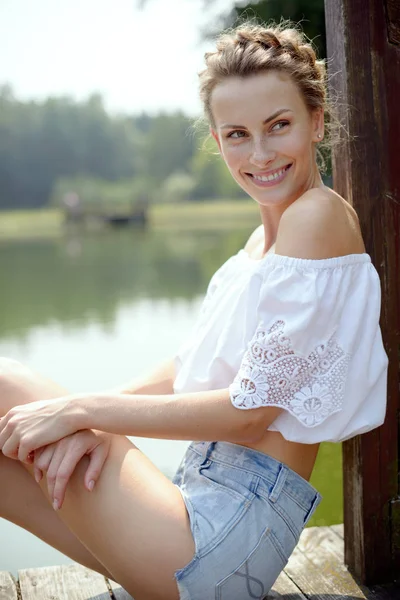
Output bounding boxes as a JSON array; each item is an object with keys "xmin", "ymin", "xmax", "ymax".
[{"xmin": 0, "ymin": 0, "xmax": 231, "ymax": 116}]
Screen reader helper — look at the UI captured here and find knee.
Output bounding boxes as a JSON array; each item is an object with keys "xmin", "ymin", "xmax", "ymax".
[
  {"xmin": 0, "ymin": 357, "xmax": 23, "ymax": 386},
  {"xmin": 0, "ymin": 358, "xmax": 37, "ymax": 415},
  {"xmin": 0, "ymin": 357, "xmax": 22, "ymax": 372}
]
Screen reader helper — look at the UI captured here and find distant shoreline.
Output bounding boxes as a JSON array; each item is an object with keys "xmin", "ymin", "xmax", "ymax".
[{"xmin": 0, "ymin": 200, "xmax": 260, "ymax": 241}]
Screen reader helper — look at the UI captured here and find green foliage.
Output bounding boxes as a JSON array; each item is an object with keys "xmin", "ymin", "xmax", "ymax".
[
  {"xmin": 0, "ymin": 85, "xmax": 247, "ymax": 210},
  {"xmin": 0, "ymin": 86, "xmax": 139, "ymax": 210},
  {"xmin": 191, "ymin": 136, "xmax": 247, "ymax": 200},
  {"xmin": 205, "ymin": 0, "xmax": 326, "ymax": 58},
  {"xmin": 138, "ymin": 112, "xmax": 196, "ymax": 184},
  {"xmin": 160, "ymin": 171, "xmax": 196, "ymax": 203}
]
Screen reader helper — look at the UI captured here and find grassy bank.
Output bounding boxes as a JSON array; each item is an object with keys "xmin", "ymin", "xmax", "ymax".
[
  {"xmin": 0, "ymin": 201, "xmax": 261, "ymax": 241},
  {"xmin": 151, "ymin": 199, "xmax": 260, "ymax": 230},
  {"xmin": 0, "ymin": 209, "xmax": 63, "ymax": 240}
]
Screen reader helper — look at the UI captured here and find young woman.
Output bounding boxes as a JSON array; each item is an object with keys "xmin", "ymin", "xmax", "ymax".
[{"xmin": 0, "ymin": 21, "xmax": 388, "ymax": 600}]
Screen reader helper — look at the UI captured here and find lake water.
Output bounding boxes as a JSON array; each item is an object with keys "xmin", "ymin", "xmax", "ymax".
[{"xmin": 0, "ymin": 228, "xmax": 342, "ymax": 575}]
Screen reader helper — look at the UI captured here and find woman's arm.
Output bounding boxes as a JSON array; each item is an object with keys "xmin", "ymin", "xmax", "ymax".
[
  {"xmin": 0, "ymin": 389, "xmax": 283, "ymax": 461},
  {"xmin": 110, "ymin": 358, "xmax": 176, "ymax": 396},
  {"xmin": 76, "ymin": 388, "xmax": 282, "ymax": 444}
]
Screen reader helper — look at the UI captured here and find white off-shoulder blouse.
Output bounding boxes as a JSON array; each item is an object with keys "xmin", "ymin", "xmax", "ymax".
[{"xmin": 173, "ymin": 249, "xmax": 388, "ymax": 443}]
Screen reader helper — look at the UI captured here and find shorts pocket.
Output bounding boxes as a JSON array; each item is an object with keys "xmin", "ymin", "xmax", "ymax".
[
  {"xmin": 215, "ymin": 526, "xmax": 288, "ymax": 600},
  {"xmin": 198, "ymin": 460, "xmax": 255, "ymax": 503}
]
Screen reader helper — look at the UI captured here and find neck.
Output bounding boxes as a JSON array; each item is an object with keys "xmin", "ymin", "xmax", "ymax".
[{"xmin": 258, "ymin": 168, "xmax": 325, "ymax": 254}]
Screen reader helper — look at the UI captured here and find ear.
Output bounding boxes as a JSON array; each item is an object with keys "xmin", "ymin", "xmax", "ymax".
[
  {"xmin": 311, "ymin": 108, "xmax": 324, "ymax": 142},
  {"xmin": 210, "ymin": 127, "xmax": 222, "ymax": 152}
]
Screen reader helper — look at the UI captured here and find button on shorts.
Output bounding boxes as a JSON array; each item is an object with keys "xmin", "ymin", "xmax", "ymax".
[{"xmin": 172, "ymin": 441, "xmax": 322, "ymax": 600}]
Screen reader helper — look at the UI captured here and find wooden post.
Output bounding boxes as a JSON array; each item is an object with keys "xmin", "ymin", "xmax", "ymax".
[{"xmin": 324, "ymin": 0, "xmax": 400, "ymax": 585}]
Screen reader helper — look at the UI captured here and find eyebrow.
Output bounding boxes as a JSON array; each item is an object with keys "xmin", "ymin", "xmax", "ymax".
[{"xmin": 220, "ymin": 108, "xmax": 292, "ymax": 130}]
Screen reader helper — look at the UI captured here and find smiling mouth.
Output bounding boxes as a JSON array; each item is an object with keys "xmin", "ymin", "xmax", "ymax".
[{"xmin": 247, "ymin": 164, "xmax": 292, "ymax": 184}]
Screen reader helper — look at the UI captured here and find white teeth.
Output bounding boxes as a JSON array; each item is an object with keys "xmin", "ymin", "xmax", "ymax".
[{"xmin": 252, "ymin": 167, "xmax": 288, "ymax": 182}]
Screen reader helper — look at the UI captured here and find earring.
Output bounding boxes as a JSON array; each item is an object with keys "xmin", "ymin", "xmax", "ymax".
[{"xmin": 317, "ymin": 134, "xmax": 322, "ymax": 139}]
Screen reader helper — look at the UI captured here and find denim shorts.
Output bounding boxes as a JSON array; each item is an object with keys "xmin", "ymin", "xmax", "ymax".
[{"xmin": 172, "ymin": 441, "xmax": 322, "ymax": 600}]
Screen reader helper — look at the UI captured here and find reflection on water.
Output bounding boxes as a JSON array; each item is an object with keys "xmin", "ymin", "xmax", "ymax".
[
  {"xmin": 0, "ymin": 228, "xmax": 342, "ymax": 574},
  {"xmin": 0, "ymin": 229, "xmax": 248, "ymax": 340}
]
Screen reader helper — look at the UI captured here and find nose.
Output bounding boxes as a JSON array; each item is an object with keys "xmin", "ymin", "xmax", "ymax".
[{"xmin": 249, "ymin": 141, "xmax": 276, "ymax": 167}]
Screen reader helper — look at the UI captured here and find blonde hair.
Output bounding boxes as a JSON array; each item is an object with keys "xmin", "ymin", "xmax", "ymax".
[{"xmin": 198, "ymin": 21, "xmax": 337, "ymax": 169}]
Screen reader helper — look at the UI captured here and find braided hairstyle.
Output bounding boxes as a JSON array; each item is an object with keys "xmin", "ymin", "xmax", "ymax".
[{"xmin": 199, "ymin": 21, "xmax": 327, "ymax": 133}]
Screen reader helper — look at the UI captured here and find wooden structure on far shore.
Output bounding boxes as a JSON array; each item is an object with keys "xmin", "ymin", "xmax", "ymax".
[{"xmin": 1, "ymin": 525, "xmax": 399, "ymax": 599}]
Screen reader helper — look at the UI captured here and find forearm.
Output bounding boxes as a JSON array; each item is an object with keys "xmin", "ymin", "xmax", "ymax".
[
  {"xmin": 110, "ymin": 359, "xmax": 176, "ymax": 396},
  {"xmin": 76, "ymin": 389, "xmax": 277, "ymax": 443}
]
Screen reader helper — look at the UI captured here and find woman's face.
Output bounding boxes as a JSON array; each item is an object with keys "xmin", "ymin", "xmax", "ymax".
[{"xmin": 210, "ymin": 70, "xmax": 323, "ymax": 209}]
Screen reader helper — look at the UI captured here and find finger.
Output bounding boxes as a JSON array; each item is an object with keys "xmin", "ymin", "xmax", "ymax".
[
  {"xmin": 33, "ymin": 445, "xmax": 56, "ymax": 483},
  {"xmin": 34, "ymin": 444, "xmax": 56, "ymax": 473},
  {"xmin": 34, "ymin": 467, "xmax": 43, "ymax": 483},
  {"xmin": 1, "ymin": 434, "xmax": 20, "ymax": 460},
  {"xmin": 0, "ymin": 413, "xmax": 11, "ymax": 436},
  {"xmin": 52, "ymin": 442, "xmax": 89, "ymax": 509},
  {"xmin": 18, "ymin": 437, "xmax": 35, "ymax": 463},
  {"xmin": 0, "ymin": 422, "xmax": 13, "ymax": 454},
  {"xmin": 84, "ymin": 442, "xmax": 108, "ymax": 491},
  {"xmin": 46, "ymin": 443, "xmax": 68, "ymax": 502},
  {"xmin": 32, "ymin": 448, "xmax": 44, "ymax": 482}
]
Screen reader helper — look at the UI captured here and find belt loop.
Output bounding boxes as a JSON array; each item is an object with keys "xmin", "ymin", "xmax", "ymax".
[
  {"xmin": 205, "ymin": 441, "xmax": 216, "ymax": 460},
  {"xmin": 269, "ymin": 465, "xmax": 288, "ymax": 503},
  {"xmin": 199, "ymin": 441, "xmax": 215, "ymax": 466}
]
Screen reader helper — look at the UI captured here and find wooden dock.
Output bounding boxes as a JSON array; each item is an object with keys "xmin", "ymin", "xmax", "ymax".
[{"xmin": 1, "ymin": 525, "xmax": 399, "ymax": 599}]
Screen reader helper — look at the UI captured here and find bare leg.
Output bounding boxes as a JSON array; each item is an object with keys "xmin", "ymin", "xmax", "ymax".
[
  {"xmin": 0, "ymin": 359, "xmax": 115, "ymax": 579},
  {"xmin": 0, "ymin": 359, "xmax": 195, "ymax": 599},
  {"xmin": 0, "ymin": 452, "xmax": 114, "ymax": 578}
]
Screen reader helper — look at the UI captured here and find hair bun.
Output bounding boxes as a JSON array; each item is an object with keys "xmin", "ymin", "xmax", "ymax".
[{"xmin": 256, "ymin": 31, "xmax": 281, "ymax": 50}]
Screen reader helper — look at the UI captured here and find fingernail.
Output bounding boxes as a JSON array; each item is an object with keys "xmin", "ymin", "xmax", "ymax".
[
  {"xmin": 53, "ymin": 499, "xmax": 59, "ymax": 511},
  {"xmin": 88, "ymin": 480, "xmax": 95, "ymax": 491},
  {"xmin": 35, "ymin": 469, "xmax": 42, "ymax": 483}
]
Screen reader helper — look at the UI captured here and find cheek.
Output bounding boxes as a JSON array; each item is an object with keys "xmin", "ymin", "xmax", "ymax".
[
  {"xmin": 286, "ymin": 128, "xmax": 313, "ymax": 157},
  {"xmin": 222, "ymin": 145, "xmax": 248, "ymax": 172}
]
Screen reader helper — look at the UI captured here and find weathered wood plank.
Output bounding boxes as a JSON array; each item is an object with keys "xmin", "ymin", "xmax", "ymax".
[
  {"xmin": 0, "ymin": 572, "xmax": 17, "ymax": 600},
  {"xmin": 330, "ymin": 523, "xmax": 344, "ymax": 540},
  {"xmin": 271, "ymin": 569, "xmax": 307, "ymax": 598},
  {"xmin": 295, "ymin": 526, "xmax": 368, "ymax": 597},
  {"xmin": 284, "ymin": 545, "xmax": 368, "ymax": 599},
  {"xmin": 18, "ymin": 564, "xmax": 111, "ymax": 600},
  {"xmin": 299, "ymin": 525, "xmax": 344, "ymax": 562}
]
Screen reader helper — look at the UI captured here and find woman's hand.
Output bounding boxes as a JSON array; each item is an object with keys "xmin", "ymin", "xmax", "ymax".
[
  {"xmin": 0, "ymin": 396, "xmax": 85, "ymax": 462},
  {"xmin": 33, "ymin": 429, "xmax": 111, "ymax": 510}
]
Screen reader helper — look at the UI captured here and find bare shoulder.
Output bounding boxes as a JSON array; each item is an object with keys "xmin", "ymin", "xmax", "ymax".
[{"xmin": 275, "ymin": 187, "xmax": 366, "ymax": 259}]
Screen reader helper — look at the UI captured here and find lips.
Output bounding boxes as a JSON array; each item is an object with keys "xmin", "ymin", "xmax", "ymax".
[
  {"xmin": 246, "ymin": 164, "xmax": 293, "ymax": 186},
  {"xmin": 247, "ymin": 164, "xmax": 292, "ymax": 180}
]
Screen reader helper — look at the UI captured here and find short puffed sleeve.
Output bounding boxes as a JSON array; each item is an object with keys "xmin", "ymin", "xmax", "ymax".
[{"xmin": 228, "ymin": 254, "xmax": 388, "ymax": 442}]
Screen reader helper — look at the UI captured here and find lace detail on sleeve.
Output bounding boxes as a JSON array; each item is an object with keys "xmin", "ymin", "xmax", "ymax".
[{"xmin": 229, "ymin": 320, "xmax": 350, "ymax": 427}]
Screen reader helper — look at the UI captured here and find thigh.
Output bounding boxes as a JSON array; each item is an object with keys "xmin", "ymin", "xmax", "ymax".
[
  {"xmin": 26, "ymin": 435, "xmax": 195, "ymax": 600},
  {"xmin": 0, "ymin": 359, "xmax": 195, "ymax": 598},
  {"xmin": 0, "ymin": 358, "xmax": 69, "ymax": 414},
  {"xmin": 0, "ymin": 452, "xmax": 114, "ymax": 579}
]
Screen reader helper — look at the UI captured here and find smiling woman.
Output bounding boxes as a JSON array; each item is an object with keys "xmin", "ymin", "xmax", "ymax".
[{"xmin": 0, "ymin": 19, "xmax": 388, "ymax": 600}]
